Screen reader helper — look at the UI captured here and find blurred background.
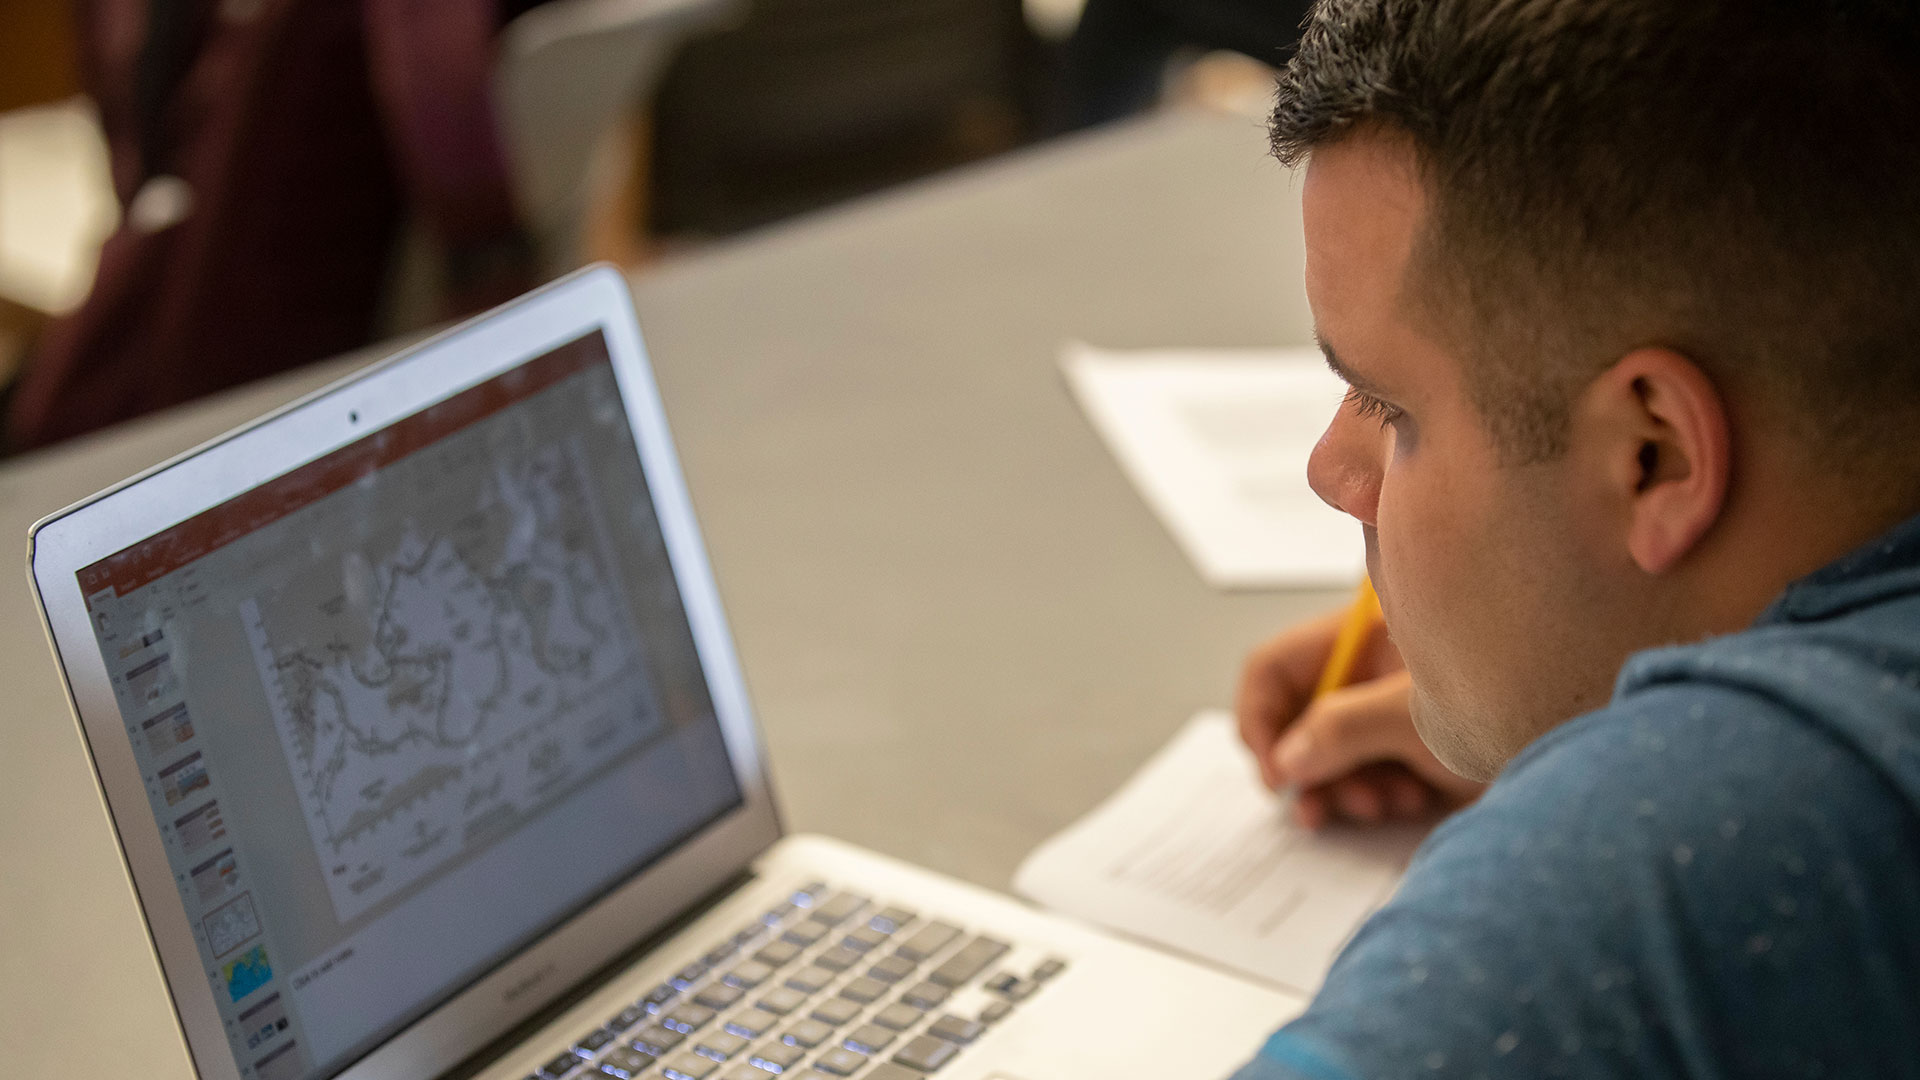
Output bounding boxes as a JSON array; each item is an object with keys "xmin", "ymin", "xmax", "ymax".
[{"xmin": 0, "ymin": 0, "xmax": 1299, "ymax": 456}]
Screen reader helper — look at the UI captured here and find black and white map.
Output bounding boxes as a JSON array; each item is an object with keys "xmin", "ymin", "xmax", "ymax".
[{"xmin": 241, "ymin": 440, "xmax": 659, "ymax": 923}]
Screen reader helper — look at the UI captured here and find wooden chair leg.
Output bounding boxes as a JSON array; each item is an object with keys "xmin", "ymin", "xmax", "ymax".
[
  {"xmin": 0, "ymin": 0, "xmax": 80, "ymax": 114},
  {"xmin": 0, "ymin": 294, "xmax": 48, "ymax": 394},
  {"xmin": 581, "ymin": 105, "xmax": 658, "ymax": 270}
]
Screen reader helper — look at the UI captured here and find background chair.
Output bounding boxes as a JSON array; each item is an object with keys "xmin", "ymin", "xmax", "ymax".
[
  {"xmin": 496, "ymin": 0, "xmax": 746, "ymax": 275},
  {"xmin": 645, "ymin": 0, "xmax": 1042, "ymax": 238}
]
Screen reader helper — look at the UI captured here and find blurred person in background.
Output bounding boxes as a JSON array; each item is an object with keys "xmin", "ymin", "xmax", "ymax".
[
  {"xmin": 3, "ymin": 0, "xmax": 546, "ymax": 454},
  {"xmin": 1052, "ymin": 0, "xmax": 1310, "ymax": 129}
]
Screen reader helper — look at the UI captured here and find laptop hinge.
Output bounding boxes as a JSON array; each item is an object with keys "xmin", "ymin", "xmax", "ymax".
[{"xmin": 441, "ymin": 866, "xmax": 761, "ymax": 1080}]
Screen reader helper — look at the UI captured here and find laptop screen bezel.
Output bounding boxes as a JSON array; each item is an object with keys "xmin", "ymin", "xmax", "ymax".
[{"xmin": 26, "ymin": 266, "xmax": 783, "ymax": 1080}]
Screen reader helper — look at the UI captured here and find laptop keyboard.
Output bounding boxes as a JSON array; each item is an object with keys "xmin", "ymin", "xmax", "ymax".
[{"xmin": 526, "ymin": 882, "xmax": 1069, "ymax": 1080}]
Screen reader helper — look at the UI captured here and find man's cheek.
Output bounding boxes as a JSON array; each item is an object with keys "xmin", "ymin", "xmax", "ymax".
[
  {"xmin": 1372, "ymin": 475, "xmax": 1447, "ymax": 589},
  {"xmin": 1371, "ymin": 495, "xmax": 1426, "ymax": 651},
  {"xmin": 1376, "ymin": 483, "xmax": 1471, "ymax": 666}
]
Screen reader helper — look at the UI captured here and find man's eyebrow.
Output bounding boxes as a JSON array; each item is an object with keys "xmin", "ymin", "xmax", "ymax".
[{"xmin": 1315, "ymin": 336, "xmax": 1387, "ymax": 397}]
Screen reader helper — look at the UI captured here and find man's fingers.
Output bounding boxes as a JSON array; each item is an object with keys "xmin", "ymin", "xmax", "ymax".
[
  {"xmin": 1271, "ymin": 670, "xmax": 1424, "ymax": 787},
  {"xmin": 1237, "ymin": 609, "xmax": 1408, "ymax": 789},
  {"xmin": 1294, "ymin": 772, "xmax": 1397, "ymax": 829},
  {"xmin": 1294, "ymin": 765, "xmax": 1442, "ymax": 830},
  {"xmin": 1384, "ymin": 770, "xmax": 1433, "ymax": 818},
  {"xmin": 1293, "ymin": 786, "xmax": 1332, "ymax": 829},
  {"xmin": 1333, "ymin": 779, "xmax": 1387, "ymax": 823},
  {"xmin": 1278, "ymin": 678, "xmax": 1490, "ymax": 815},
  {"xmin": 1235, "ymin": 609, "xmax": 1344, "ymax": 786}
]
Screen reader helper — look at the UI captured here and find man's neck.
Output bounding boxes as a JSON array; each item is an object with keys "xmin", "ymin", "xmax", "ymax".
[{"xmin": 1684, "ymin": 457, "xmax": 1919, "ymax": 637}]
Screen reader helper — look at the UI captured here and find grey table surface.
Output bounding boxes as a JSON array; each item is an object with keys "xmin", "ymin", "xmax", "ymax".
[{"xmin": 0, "ymin": 107, "xmax": 1339, "ymax": 1073}]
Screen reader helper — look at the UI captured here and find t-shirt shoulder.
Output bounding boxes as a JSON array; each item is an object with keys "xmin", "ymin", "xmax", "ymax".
[{"xmin": 1242, "ymin": 682, "xmax": 1920, "ymax": 1080}]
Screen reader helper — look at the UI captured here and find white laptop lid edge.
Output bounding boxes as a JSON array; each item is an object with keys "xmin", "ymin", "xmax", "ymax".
[{"xmin": 27, "ymin": 264, "xmax": 784, "ymax": 1080}]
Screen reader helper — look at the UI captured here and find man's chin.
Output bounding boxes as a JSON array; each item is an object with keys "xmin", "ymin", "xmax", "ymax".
[{"xmin": 1409, "ymin": 685, "xmax": 1504, "ymax": 784}]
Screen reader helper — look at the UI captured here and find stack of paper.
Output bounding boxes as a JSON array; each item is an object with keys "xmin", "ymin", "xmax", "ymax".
[
  {"xmin": 1061, "ymin": 343, "xmax": 1363, "ymax": 590},
  {"xmin": 1014, "ymin": 711, "xmax": 1425, "ymax": 994}
]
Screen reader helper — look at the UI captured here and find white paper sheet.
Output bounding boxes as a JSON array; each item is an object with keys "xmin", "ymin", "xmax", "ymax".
[
  {"xmin": 1061, "ymin": 343, "xmax": 1364, "ymax": 590},
  {"xmin": 1014, "ymin": 711, "xmax": 1425, "ymax": 994}
]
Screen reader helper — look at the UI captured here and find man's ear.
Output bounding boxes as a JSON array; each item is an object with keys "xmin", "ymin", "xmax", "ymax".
[{"xmin": 1580, "ymin": 348, "xmax": 1731, "ymax": 574}]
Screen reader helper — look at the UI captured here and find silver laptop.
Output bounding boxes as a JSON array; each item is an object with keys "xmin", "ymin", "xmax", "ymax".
[{"xmin": 27, "ymin": 266, "xmax": 1300, "ymax": 1080}]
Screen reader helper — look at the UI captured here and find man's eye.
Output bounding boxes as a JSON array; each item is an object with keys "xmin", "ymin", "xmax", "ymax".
[{"xmin": 1343, "ymin": 386, "xmax": 1404, "ymax": 428}]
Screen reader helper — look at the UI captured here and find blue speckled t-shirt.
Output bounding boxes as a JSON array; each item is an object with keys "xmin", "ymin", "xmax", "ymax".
[{"xmin": 1232, "ymin": 513, "xmax": 1920, "ymax": 1079}]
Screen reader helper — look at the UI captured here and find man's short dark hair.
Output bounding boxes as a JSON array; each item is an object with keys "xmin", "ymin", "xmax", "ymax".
[{"xmin": 1271, "ymin": 0, "xmax": 1920, "ymax": 471}]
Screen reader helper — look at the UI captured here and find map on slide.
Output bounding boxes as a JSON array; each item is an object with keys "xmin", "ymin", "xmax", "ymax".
[{"xmin": 241, "ymin": 439, "xmax": 661, "ymax": 923}]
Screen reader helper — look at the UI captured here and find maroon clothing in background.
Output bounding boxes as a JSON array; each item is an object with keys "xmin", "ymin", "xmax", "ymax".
[{"xmin": 7, "ymin": 0, "xmax": 531, "ymax": 453}]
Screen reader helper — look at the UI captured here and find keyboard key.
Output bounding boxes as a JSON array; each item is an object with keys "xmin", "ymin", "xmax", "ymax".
[
  {"xmin": 925, "ymin": 1015, "xmax": 983, "ymax": 1044},
  {"xmin": 609, "ymin": 1005, "xmax": 648, "ymax": 1032},
  {"xmin": 674, "ymin": 964, "xmax": 709, "ymax": 990},
  {"xmin": 695, "ymin": 1032, "xmax": 748, "ymax": 1060},
  {"xmin": 663, "ymin": 1004, "xmax": 717, "ymax": 1033},
  {"xmin": 811, "ymin": 997, "xmax": 861, "ymax": 1025},
  {"xmin": 727, "ymin": 1008, "xmax": 779, "ymax": 1039},
  {"xmin": 899, "ymin": 982, "xmax": 949, "ymax": 1010},
  {"xmin": 1032, "ymin": 958, "xmax": 1068, "ymax": 981},
  {"xmin": 542, "ymin": 1050, "xmax": 584, "ymax": 1078},
  {"xmin": 813, "ymin": 946, "xmax": 862, "ymax": 973},
  {"xmin": 838, "ymin": 977, "xmax": 887, "ymax": 1004},
  {"xmin": 983, "ymin": 973, "xmax": 1018, "ymax": 995},
  {"xmin": 869, "ymin": 907, "xmax": 916, "ymax": 933},
  {"xmin": 844, "ymin": 1024, "xmax": 896, "ymax": 1054},
  {"xmin": 734, "ymin": 925, "xmax": 766, "ymax": 947},
  {"xmin": 721, "ymin": 1069, "xmax": 769, "ymax": 1080},
  {"xmin": 577, "ymin": 1028, "xmax": 616, "ymax": 1053},
  {"xmin": 979, "ymin": 1000, "xmax": 1012, "ymax": 1023},
  {"xmin": 705, "ymin": 945, "xmax": 738, "ymax": 967},
  {"xmin": 783, "ymin": 920, "xmax": 831, "ymax": 947},
  {"xmin": 782, "ymin": 1019, "xmax": 835, "ymax": 1048},
  {"xmin": 813, "ymin": 892, "xmax": 868, "ymax": 925},
  {"xmin": 843, "ymin": 926, "xmax": 889, "ymax": 952},
  {"xmin": 1003, "ymin": 978, "xmax": 1036, "ymax": 1001},
  {"xmin": 929, "ymin": 937, "xmax": 1009, "ymax": 988},
  {"xmin": 747, "ymin": 1042, "xmax": 803, "ymax": 1074},
  {"xmin": 758, "ymin": 986, "xmax": 807, "ymax": 1015},
  {"xmin": 892, "ymin": 1034, "xmax": 960, "ymax": 1073},
  {"xmin": 661, "ymin": 1050, "xmax": 721, "ymax": 1080},
  {"xmin": 645, "ymin": 983, "xmax": 680, "ymax": 1011},
  {"xmin": 695, "ymin": 983, "xmax": 746, "ymax": 1010},
  {"xmin": 864, "ymin": 1066, "xmax": 922, "ymax": 1080},
  {"xmin": 754, "ymin": 941, "xmax": 802, "ymax": 967},
  {"xmin": 894, "ymin": 922, "xmax": 961, "ymax": 962},
  {"xmin": 784, "ymin": 966, "xmax": 834, "ymax": 993},
  {"xmin": 794, "ymin": 881, "xmax": 830, "ymax": 906},
  {"xmin": 813, "ymin": 1047, "xmax": 869, "ymax": 1076},
  {"xmin": 599, "ymin": 1047, "xmax": 656, "ymax": 1078},
  {"xmin": 871, "ymin": 1002, "xmax": 924, "ymax": 1031},
  {"xmin": 631, "ymin": 1024, "xmax": 686, "ymax": 1054},
  {"xmin": 867, "ymin": 956, "xmax": 916, "ymax": 984},
  {"xmin": 726, "ymin": 961, "xmax": 775, "ymax": 989}
]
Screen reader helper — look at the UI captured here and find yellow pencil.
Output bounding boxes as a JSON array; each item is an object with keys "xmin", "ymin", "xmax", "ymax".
[{"xmin": 1313, "ymin": 576, "xmax": 1382, "ymax": 699}]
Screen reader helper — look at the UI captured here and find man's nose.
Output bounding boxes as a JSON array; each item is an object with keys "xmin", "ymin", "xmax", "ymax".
[{"xmin": 1307, "ymin": 406, "xmax": 1383, "ymax": 526}]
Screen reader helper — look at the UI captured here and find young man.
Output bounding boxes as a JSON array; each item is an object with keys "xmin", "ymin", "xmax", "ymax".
[{"xmin": 1228, "ymin": 1, "xmax": 1920, "ymax": 1075}]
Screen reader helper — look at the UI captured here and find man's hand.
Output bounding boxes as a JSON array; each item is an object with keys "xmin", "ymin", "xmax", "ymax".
[{"xmin": 1236, "ymin": 610, "xmax": 1485, "ymax": 828}]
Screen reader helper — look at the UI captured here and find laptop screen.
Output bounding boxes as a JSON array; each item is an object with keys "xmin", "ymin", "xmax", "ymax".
[{"xmin": 71, "ymin": 330, "xmax": 744, "ymax": 1080}]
